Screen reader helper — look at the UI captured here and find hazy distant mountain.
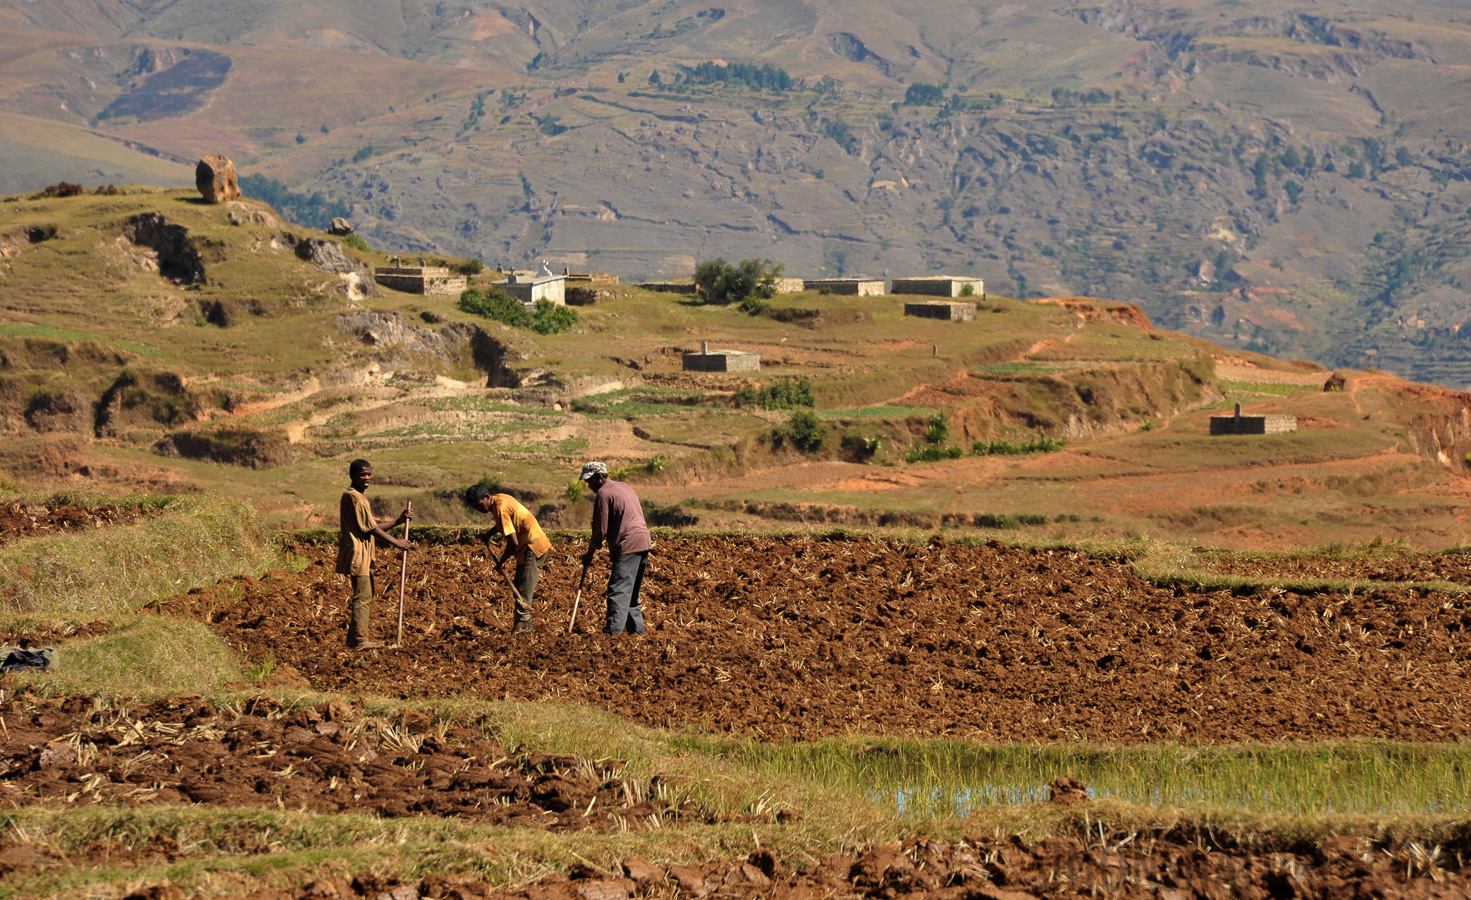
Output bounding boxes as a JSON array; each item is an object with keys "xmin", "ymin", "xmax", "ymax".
[{"xmin": 4, "ymin": 0, "xmax": 1471, "ymax": 385}]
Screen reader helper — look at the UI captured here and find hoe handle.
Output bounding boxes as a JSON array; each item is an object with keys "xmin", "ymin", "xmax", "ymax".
[
  {"xmin": 568, "ymin": 563, "xmax": 588, "ymax": 633},
  {"xmin": 396, "ymin": 501, "xmax": 411, "ymax": 646}
]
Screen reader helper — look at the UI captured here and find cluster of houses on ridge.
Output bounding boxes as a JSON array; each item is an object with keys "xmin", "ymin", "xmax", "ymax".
[
  {"xmin": 371, "ymin": 262, "xmax": 984, "ymax": 311},
  {"xmin": 369, "ymin": 262, "xmax": 1297, "ymax": 435}
]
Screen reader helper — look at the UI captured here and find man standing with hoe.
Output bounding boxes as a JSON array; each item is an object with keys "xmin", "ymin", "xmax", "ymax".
[
  {"xmin": 465, "ymin": 484, "xmax": 551, "ymax": 633},
  {"xmin": 579, "ymin": 461, "xmax": 651, "ymax": 635},
  {"xmin": 336, "ymin": 458, "xmax": 413, "ymax": 650}
]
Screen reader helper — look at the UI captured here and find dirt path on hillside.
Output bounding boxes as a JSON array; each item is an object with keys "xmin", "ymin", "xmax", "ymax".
[
  {"xmin": 155, "ymin": 536, "xmax": 1471, "ymax": 743},
  {"xmin": 1214, "ymin": 363, "xmax": 1327, "ymax": 386}
]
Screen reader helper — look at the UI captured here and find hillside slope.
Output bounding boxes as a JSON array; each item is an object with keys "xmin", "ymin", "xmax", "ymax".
[
  {"xmin": 4, "ymin": 1, "xmax": 1471, "ymax": 385},
  {"xmin": 6, "ymin": 188, "xmax": 1471, "ymax": 549}
]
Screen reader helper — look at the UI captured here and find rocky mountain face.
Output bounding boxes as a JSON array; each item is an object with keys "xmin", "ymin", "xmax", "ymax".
[{"xmin": 4, "ymin": 0, "xmax": 1471, "ymax": 384}]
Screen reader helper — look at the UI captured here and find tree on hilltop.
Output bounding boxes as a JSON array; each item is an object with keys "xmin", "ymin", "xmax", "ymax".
[{"xmin": 693, "ymin": 258, "xmax": 784, "ymax": 310}]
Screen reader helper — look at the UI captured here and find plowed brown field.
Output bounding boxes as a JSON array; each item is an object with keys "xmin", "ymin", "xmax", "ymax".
[
  {"xmin": 34, "ymin": 836, "xmax": 1471, "ymax": 899},
  {"xmin": 157, "ymin": 536, "xmax": 1471, "ymax": 743},
  {"xmin": 0, "ymin": 501, "xmax": 161, "ymax": 547},
  {"xmin": 0, "ymin": 694, "xmax": 703, "ymax": 829}
]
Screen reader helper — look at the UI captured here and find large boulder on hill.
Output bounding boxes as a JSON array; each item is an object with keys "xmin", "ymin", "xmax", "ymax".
[
  {"xmin": 195, "ymin": 154, "xmax": 240, "ymax": 203},
  {"xmin": 327, "ymin": 217, "xmax": 354, "ymax": 236}
]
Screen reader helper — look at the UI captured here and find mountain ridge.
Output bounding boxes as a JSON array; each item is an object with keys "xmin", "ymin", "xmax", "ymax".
[{"xmin": 4, "ymin": 0, "xmax": 1471, "ymax": 387}]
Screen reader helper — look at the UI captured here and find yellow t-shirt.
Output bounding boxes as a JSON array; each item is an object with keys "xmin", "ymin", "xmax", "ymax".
[
  {"xmin": 335, "ymin": 487, "xmax": 377, "ymax": 576},
  {"xmin": 488, "ymin": 494, "xmax": 551, "ymax": 559}
]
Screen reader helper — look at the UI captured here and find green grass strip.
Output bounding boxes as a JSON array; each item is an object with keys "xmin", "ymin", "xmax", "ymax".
[
  {"xmin": 687, "ymin": 736, "xmax": 1471, "ymax": 819},
  {"xmin": 0, "ymin": 322, "xmax": 163, "ymax": 359}
]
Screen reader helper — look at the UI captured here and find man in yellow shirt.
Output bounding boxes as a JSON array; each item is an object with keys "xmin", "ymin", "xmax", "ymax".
[
  {"xmin": 336, "ymin": 458, "xmax": 413, "ymax": 650},
  {"xmin": 466, "ymin": 484, "xmax": 552, "ymax": 633}
]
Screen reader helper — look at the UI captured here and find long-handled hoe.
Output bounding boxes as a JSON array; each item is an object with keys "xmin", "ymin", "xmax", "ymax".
[
  {"xmin": 395, "ymin": 501, "xmax": 412, "ymax": 647},
  {"xmin": 568, "ymin": 562, "xmax": 588, "ymax": 633},
  {"xmin": 495, "ymin": 562, "xmax": 526, "ymax": 627}
]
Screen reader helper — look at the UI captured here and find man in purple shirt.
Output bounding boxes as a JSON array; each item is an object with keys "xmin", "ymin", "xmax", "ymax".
[{"xmin": 579, "ymin": 460, "xmax": 651, "ymax": 634}]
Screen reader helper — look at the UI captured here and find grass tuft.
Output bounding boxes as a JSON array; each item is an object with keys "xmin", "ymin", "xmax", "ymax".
[{"xmin": 0, "ymin": 497, "xmax": 276, "ymax": 616}]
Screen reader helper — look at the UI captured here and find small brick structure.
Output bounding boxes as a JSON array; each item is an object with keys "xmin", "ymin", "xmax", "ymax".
[
  {"xmin": 905, "ymin": 301, "xmax": 976, "ymax": 321},
  {"xmin": 683, "ymin": 341, "xmax": 760, "ymax": 373},
  {"xmin": 373, "ymin": 266, "xmax": 468, "ymax": 295},
  {"xmin": 567, "ymin": 271, "xmax": 619, "ymax": 287},
  {"xmin": 1210, "ymin": 404, "xmax": 1298, "ymax": 435},
  {"xmin": 486, "ymin": 263, "xmax": 569, "ymax": 306},
  {"xmin": 639, "ymin": 281, "xmax": 699, "ymax": 295},
  {"xmin": 891, "ymin": 276, "xmax": 985, "ymax": 298},
  {"xmin": 805, "ymin": 278, "xmax": 886, "ymax": 296},
  {"xmin": 773, "ymin": 277, "xmax": 805, "ymax": 294}
]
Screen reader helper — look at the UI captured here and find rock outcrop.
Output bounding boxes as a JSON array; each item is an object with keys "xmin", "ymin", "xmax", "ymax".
[
  {"xmin": 195, "ymin": 154, "xmax": 240, "ymax": 203},
  {"xmin": 122, "ymin": 212, "xmax": 206, "ymax": 284}
]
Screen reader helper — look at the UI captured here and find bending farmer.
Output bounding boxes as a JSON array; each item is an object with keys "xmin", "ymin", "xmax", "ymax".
[
  {"xmin": 336, "ymin": 458, "xmax": 413, "ymax": 650},
  {"xmin": 465, "ymin": 484, "xmax": 551, "ymax": 633},
  {"xmin": 578, "ymin": 461, "xmax": 651, "ymax": 635}
]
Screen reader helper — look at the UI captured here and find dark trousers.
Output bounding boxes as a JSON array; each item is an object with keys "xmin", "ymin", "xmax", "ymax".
[
  {"xmin": 347, "ymin": 574, "xmax": 374, "ymax": 646},
  {"xmin": 511, "ymin": 546, "xmax": 541, "ymax": 626},
  {"xmin": 605, "ymin": 551, "xmax": 647, "ymax": 635}
]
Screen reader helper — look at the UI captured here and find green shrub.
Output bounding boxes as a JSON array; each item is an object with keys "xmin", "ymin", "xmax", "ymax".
[
  {"xmin": 693, "ymin": 257, "xmax": 784, "ymax": 306},
  {"xmin": 906, "ymin": 445, "xmax": 964, "ymax": 463},
  {"xmin": 904, "ymin": 83, "xmax": 945, "ymax": 106},
  {"xmin": 738, "ymin": 295, "xmax": 771, "ymax": 316},
  {"xmin": 459, "ymin": 258, "xmax": 486, "ymax": 276},
  {"xmin": 925, "ymin": 413, "xmax": 950, "ymax": 445},
  {"xmin": 565, "ymin": 480, "xmax": 586, "ymax": 502},
  {"xmin": 777, "ymin": 411, "xmax": 826, "ymax": 453},
  {"xmin": 610, "ymin": 456, "xmax": 667, "ymax": 480},
  {"xmin": 972, "ymin": 434, "xmax": 1065, "ymax": 455},
  {"xmin": 459, "ymin": 288, "xmax": 531, "ymax": 327},
  {"xmin": 342, "ymin": 233, "xmax": 370, "ymax": 252},
  {"xmin": 733, "ymin": 378, "xmax": 815, "ymax": 410},
  {"xmin": 530, "ymin": 299, "xmax": 578, "ymax": 335}
]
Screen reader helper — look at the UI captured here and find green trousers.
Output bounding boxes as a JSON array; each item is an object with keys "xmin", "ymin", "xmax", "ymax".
[
  {"xmin": 511, "ymin": 547, "xmax": 541, "ymax": 626},
  {"xmin": 347, "ymin": 574, "xmax": 374, "ymax": 646}
]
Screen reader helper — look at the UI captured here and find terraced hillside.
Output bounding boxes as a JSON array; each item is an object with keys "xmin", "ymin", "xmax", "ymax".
[
  {"xmin": 6, "ymin": 188, "xmax": 1471, "ymax": 551},
  {"xmin": 4, "ymin": 1, "xmax": 1471, "ymax": 385}
]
